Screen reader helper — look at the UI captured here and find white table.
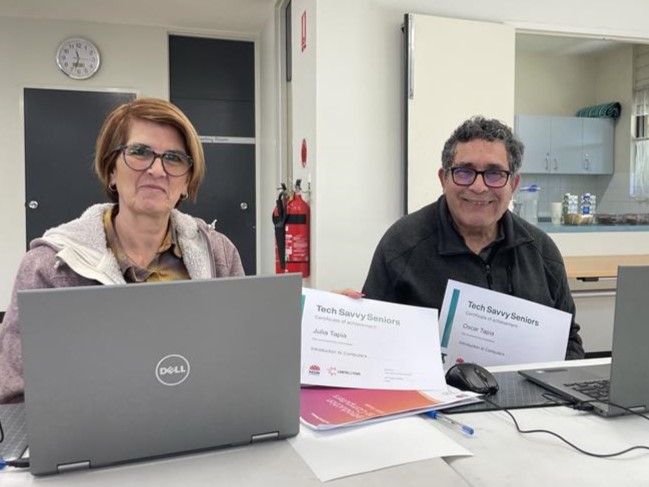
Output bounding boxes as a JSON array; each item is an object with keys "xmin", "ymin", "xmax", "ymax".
[
  {"xmin": 3, "ymin": 358, "xmax": 647, "ymax": 486},
  {"xmin": 445, "ymin": 358, "xmax": 649, "ymax": 487},
  {"xmin": 447, "ymin": 406, "xmax": 649, "ymax": 487},
  {"xmin": 1, "ymin": 439, "xmax": 469, "ymax": 486}
]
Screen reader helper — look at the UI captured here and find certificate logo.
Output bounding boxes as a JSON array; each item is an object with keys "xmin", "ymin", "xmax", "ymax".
[
  {"xmin": 327, "ymin": 367, "xmax": 337, "ymax": 376},
  {"xmin": 308, "ymin": 364, "xmax": 321, "ymax": 376}
]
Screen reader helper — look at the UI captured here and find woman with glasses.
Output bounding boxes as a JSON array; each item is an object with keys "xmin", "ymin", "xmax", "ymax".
[
  {"xmin": 0, "ymin": 98, "xmax": 243, "ymax": 404},
  {"xmin": 359, "ymin": 116, "xmax": 584, "ymax": 361}
]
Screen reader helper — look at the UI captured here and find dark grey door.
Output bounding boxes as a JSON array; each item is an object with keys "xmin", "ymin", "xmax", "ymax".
[
  {"xmin": 24, "ymin": 89, "xmax": 136, "ymax": 246},
  {"xmin": 169, "ymin": 35, "xmax": 256, "ymax": 275}
]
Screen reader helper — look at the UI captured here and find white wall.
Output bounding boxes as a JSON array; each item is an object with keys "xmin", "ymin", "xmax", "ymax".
[
  {"xmin": 595, "ymin": 46, "xmax": 633, "ymax": 174},
  {"xmin": 594, "ymin": 46, "xmax": 635, "ymax": 213},
  {"xmin": 314, "ymin": 0, "xmax": 402, "ymax": 292},
  {"xmin": 289, "ymin": 0, "xmax": 317, "ymax": 286},
  {"xmin": 0, "ymin": 17, "xmax": 168, "ymax": 310},
  {"xmin": 515, "ymin": 52, "xmax": 598, "ymax": 116},
  {"xmin": 286, "ymin": 0, "xmax": 403, "ymax": 292},
  {"xmin": 258, "ymin": 5, "xmax": 283, "ymax": 276}
]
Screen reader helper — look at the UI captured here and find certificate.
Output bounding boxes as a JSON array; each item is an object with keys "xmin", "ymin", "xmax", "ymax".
[
  {"xmin": 438, "ymin": 280, "xmax": 572, "ymax": 368},
  {"xmin": 301, "ymin": 288, "xmax": 446, "ymax": 390}
]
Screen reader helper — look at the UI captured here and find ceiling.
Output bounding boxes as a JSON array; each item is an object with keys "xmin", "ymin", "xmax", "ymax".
[
  {"xmin": 0, "ymin": 1, "xmax": 632, "ymax": 52},
  {"xmin": 0, "ymin": 0, "xmax": 278, "ymax": 34}
]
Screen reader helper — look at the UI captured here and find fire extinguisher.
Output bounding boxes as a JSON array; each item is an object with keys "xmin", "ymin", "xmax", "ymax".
[{"xmin": 272, "ymin": 180, "xmax": 310, "ymax": 278}]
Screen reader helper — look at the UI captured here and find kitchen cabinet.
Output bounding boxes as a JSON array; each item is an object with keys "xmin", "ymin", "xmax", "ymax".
[
  {"xmin": 515, "ymin": 115, "xmax": 552, "ymax": 173},
  {"xmin": 515, "ymin": 115, "xmax": 614, "ymax": 175},
  {"xmin": 582, "ymin": 118, "xmax": 615, "ymax": 173}
]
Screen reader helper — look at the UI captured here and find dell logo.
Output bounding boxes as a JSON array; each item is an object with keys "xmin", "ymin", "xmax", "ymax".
[
  {"xmin": 159, "ymin": 365, "xmax": 187, "ymax": 375},
  {"xmin": 155, "ymin": 354, "xmax": 190, "ymax": 386}
]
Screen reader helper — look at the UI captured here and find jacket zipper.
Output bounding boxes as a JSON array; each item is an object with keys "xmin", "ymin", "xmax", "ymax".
[
  {"xmin": 483, "ymin": 260, "xmax": 514, "ymax": 293},
  {"xmin": 485, "ymin": 263, "xmax": 493, "ymax": 289}
]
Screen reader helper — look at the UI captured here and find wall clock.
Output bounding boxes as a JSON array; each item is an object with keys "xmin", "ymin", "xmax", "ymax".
[{"xmin": 56, "ymin": 38, "xmax": 101, "ymax": 80}]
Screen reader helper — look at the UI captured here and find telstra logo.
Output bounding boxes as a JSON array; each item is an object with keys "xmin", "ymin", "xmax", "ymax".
[{"xmin": 155, "ymin": 354, "xmax": 191, "ymax": 386}]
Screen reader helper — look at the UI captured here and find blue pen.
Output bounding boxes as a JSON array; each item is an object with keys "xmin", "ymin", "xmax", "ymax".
[{"xmin": 425, "ymin": 410, "xmax": 475, "ymax": 436}]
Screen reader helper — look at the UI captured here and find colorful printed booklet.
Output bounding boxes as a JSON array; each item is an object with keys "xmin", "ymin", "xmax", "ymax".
[{"xmin": 300, "ymin": 387, "xmax": 481, "ymax": 430}]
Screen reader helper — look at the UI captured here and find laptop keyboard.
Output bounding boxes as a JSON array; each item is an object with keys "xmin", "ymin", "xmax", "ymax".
[
  {"xmin": 0, "ymin": 403, "xmax": 28, "ymax": 460},
  {"xmin": 565, "ymin": 379, "xmax": 610, "ymax": 402}
]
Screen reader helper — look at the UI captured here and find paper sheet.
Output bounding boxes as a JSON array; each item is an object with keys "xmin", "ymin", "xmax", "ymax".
[{"xmin": 288, "ymin": 416, "xmax": 472, "ymax": 481}]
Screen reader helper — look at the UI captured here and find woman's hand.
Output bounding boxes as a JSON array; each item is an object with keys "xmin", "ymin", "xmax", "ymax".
[{"xmin": 331, "ymin": 288, "xmax": 364, "ymax": 299}]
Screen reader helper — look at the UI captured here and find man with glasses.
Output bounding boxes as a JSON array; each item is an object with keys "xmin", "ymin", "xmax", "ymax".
[{"xmin": 361, "ymin": 116, "xmax": 584, "ymax": 359}]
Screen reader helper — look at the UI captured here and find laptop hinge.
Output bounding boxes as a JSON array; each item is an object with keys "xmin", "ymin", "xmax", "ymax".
[
  {"xmin": 251, "ymin": 431, "xmax": 279, "ymax": 443},
  {"xmin": 57, "ymin": 460, "xmax": 90, "ymax": 473}
]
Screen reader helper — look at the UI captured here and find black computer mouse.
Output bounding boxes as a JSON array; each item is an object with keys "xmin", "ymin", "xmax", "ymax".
[{"xmin": 445, "ymin": 362, "xmax": 499, "ymax": 395}]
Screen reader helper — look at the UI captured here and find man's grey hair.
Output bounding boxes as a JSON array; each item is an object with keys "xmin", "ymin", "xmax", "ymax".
[{"xmin": 441, "ymin": 116, "xmax": 525, "ymax": 174}]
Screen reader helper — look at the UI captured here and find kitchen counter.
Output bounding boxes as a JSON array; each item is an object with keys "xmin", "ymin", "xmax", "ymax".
[
  {"xmin": 563, "ymin": 254, "xmax": 649, "ymax": 278},
  {"xmin": 538, "ymin": 222, "xmax": 649, "ymax": 233}
]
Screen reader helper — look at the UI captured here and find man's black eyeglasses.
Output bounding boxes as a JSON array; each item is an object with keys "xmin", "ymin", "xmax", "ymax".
[
  {"xmin": 449, "ymin": 167, "xmax": 511, "ymax": 189},
  {"xmin": 116, "ymin": 144, "xmax": 193, "ymax": 177}
]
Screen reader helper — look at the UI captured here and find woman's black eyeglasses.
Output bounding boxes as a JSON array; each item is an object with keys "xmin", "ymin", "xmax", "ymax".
[{"xmin": 116, "ymin": 144, "xmax": 193, "ymax": 177}]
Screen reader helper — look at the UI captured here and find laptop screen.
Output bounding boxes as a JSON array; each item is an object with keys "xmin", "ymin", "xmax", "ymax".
[{"xmin": 19, "ymin": 273, "xmax": 302, "ymax": 475}]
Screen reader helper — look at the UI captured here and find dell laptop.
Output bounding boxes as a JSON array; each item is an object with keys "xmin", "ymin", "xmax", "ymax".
[
  {"xmin": 520, "ymin": 265, "xmax": 649, "ymax": 417},
  {"xmin": 18, "ymin": 273, "xmax": 302, "ymax": 475}
]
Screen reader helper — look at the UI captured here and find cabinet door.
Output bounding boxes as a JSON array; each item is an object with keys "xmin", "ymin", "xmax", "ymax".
[
  {"xmin": 550, "ymin": 117, "xmax": 583, "ymax": 174},
  {"xmin": 516, "ymin": 115, "xmax": 551, "ymax": 173},
  {"xmin": 582, "ymin": 118, "xmax": 614, "ymax": 174}
]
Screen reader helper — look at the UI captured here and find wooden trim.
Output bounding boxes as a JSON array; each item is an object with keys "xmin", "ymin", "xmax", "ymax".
[{"xmin": 563, "ymin": 255, "xmax": 649, "ymax": 278}]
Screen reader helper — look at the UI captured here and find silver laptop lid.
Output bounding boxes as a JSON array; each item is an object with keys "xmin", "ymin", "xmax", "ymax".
[
  {"xmin": 608, "ymin": 265, "xmax": 649, "ymax": 412},
  {"xmin": 518, "ymin": 265, "xmax": 649, "ymax": 416},
  {"xmin": 19, "ymin": 274, "xmax": 302, "ymax": 475}
]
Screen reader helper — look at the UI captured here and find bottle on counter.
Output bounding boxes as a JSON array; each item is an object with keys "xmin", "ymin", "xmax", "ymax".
[
  {"xmin": 562, "ymin": 194, "xmax": 570, "ymax": 223},
  {"xmin": 581, "ymin": 193, "xmax": 591, "ymax": 215},
  {"xmin": 563, "ymin": 193, "xmax": 579, "ymax": 222},
  {"xmin": 517, "ymin": 184, "xmax": 540, "ymax": 224},
  {"xmin": 561, "ymin": 194, "xmax": 568, "ymax": 225}
]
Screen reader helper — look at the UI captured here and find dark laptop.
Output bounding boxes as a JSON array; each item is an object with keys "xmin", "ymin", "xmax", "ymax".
[
  {"xmin": 519, "ymin": 265, "xmax": 649, "ymax": 417},
  {"xmin": 18, "ymin": 274, "xmax": 302, "ymax": 475}
]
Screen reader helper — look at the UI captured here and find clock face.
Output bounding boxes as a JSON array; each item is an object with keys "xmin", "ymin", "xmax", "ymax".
[{"xmin": 56, "ymin": 38, "xmax": 101, "ymax": 80}]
